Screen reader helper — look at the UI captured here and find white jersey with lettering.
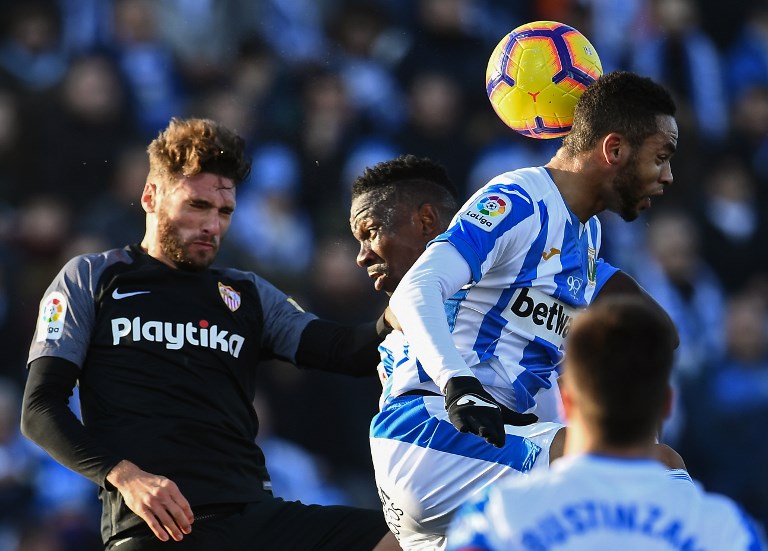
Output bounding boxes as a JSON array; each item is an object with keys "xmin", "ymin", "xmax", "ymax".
[
  {"xmin": 446, "ymin": 454, "xmax": 766, "ymax": 551},
  {"xmin": 385, "ymin": 166, "xmax": 618, "ymax": 416}
]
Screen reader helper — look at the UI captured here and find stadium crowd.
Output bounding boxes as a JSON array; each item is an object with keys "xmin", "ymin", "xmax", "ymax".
[{"xmin": 0, "ymin": 0, "xmax": 767, "ymax": 548}]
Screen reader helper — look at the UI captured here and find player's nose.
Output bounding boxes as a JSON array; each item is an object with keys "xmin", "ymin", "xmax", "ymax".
[{"xmin": 356, "ymin": 243, "xmax": 378, "ymax": 267}]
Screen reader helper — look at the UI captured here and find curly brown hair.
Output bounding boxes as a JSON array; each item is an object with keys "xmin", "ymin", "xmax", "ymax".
[{"xmin": 147, "ymin": 118, "xmax": 251, "ymax": 186}]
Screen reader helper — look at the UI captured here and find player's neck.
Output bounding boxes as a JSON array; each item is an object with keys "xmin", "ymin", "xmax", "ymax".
[
  {"xmin": 546, "ymin": 152, "xmax": 604, "ymax": 223},
  {"xmin": 564, "ymin": 422, "xmax": 657, "ymax": 460}
]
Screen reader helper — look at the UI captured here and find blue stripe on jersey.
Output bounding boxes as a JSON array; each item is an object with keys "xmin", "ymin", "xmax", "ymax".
[
  {"xmin": 666, "ymin": 468, "xmax": 693, "ymax": 483},
  {"xmin": 473, "ymin": 203, "xmax": 549, "ymax": 362},
  {"xmin": 515, "ymin": 340, "xmax": 557, "ymax": 410},
  {"xmin": 553, "ymin": 210, "xmax": 586, "ymax": 305},
  {"xmin": 415, "ymin": 358, "xmax": 430, "ymax": 383},
  {"xmin": 446, "ymin": 287, "xmax": 469, "ymax": 332},
  {"xmin": 371, "ymin": 395, "xmax": 541, "ymax": 472}
]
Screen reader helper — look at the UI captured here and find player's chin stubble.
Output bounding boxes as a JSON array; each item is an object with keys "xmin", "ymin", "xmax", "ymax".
[{"xmin": 157, "ymin": 217, "xmax": 216, "ymax": 271}]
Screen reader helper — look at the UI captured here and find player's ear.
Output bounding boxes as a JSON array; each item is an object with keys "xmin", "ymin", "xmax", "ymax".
[
  {"xmin": 418, "ymin": 203, "xmax": 440, "ymax": 238},
  {"xmin": 601, "ymin": 133, "xmax": 627, "ymax": 166},
  {"xmin": 141, "ymin": 182, "xmax": 157, "ymax": 213}
]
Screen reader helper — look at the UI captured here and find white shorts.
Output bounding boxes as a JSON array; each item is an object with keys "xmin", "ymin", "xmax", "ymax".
[{"xmin": 370, "ymin": 394, "xmax": 563, "ymax": 551}]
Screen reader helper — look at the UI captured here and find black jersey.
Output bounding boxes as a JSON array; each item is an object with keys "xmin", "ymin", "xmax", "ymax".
[{"xmin": 28, "ymin": 244, "xmax": 318, "ymax": 538}]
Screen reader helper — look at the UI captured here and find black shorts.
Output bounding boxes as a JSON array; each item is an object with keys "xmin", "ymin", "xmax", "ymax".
[{"xmin": 105, "ymin": 499, "xmax": 390, "ymax": 551}]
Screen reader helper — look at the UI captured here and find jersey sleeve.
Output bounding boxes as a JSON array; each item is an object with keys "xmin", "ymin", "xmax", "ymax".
[
  {"xmin": 593, "ymin": 258, "xmax": 619, "ymax": 295},
  {"xmin": 28, "ymin": 253, "xmax": 107, "ymax": 369},
  {"xmin": 249, "ymin": 275, "xmax": 317, "ymax": 362},
  {"xmin": 434, "ymin": 182, "xmax": 537, "ymax": 284},
  {"xmin": 389, "ymin": 242, "xmax": 475, "ymax": 390}
]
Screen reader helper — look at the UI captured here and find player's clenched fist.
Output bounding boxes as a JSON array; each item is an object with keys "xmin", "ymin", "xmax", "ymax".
[{"xmin": 445, "ymin": 376, "xmax": 505, "ymax": 448}]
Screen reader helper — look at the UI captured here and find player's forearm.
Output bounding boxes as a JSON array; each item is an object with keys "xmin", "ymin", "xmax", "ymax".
[
  {"xmin": 295, "ymin": 318, "xmax": 387, "ymax": 376},
  {"xmin": 389, "ymin": 243, "xmax": 474, "ymax": 391},
  {"xmin": 21, "ymin": 357, "xmax": 123, "ymax": 486}
]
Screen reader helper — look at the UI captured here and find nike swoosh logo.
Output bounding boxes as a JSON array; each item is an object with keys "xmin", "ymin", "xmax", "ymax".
[
  {"xmin": 455, "ymin": 395, "xmax": 499, "ymax": 408},
  {"xmin": 542, "ymin": 247, "xmax": 561, "ymax": 260},
  {"xmin": 112, "ymin": 289, "xmax": 151, "ymax": 300}
]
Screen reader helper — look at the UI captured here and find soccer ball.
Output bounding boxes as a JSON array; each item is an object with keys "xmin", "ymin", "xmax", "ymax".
[{"xmin": 485, "ymin": 21, "xmax": 603, "ymax": 139}]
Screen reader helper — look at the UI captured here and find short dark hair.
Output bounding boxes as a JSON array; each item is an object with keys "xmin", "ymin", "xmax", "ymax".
[
  {"xmin": 563, "ymin": 295, "xmax": 676, "ymax": 446},
  {"xmin": 351, "ymin": 154, "xmax": 459, "ymax": 224},
  {"xmin": 562, "ymin": 71, "xmax": 677, "ymax": 155},
  {"xmin": 147, "ymin": 117, "xmax": 251, "ymax": 186}
]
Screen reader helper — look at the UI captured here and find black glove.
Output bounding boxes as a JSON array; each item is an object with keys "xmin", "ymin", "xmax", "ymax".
[{"xmin": 445, "ymin": 376, "xmax": 506, "ymax": 448}]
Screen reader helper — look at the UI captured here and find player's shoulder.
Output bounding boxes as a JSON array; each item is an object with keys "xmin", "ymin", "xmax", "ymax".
[
  {"xmin": 483, "ymin": 166, "xmax": 556, "ymax": 202},
  {"xmin": 696, "ymin": 491, "xmax": 768, "ymax": 548},
  {"xmin": 61, "ymin": 246, "xmax": 134, "ymax": 276}
]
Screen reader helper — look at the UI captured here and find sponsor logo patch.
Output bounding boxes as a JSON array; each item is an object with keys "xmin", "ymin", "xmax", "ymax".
[
  {"xmin": 460, "ymin": 193, "xmax": 511, "ymax": 231},
  {"xmin": 111, "ymin": 316, "xmax": 245, "ymax": 358},
  {"xmin": 36, "ymin": 292, "xmax": 68, "ymax": 342},
  {"xmin": 501, "ymin": 287, "xmax": 582, "ymax": 349}
]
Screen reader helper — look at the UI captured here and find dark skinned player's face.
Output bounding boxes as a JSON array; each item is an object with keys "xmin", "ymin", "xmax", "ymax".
[
  {"xmin": 350, "ymin": 192, "xmax": 433, "ymax": 295},
  {"xmin": 608, "ymin": 115, "xmax": 678, "ymax": 222}
]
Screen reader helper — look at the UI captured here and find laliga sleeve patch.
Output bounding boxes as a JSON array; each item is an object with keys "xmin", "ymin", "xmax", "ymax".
[
  {"xmin": 36, "ymin": 291, "xmax": 68, "ymax": 342},
  {"xmin": 460, "ymin": 193, "xmax": 511, "ymax": 231}
]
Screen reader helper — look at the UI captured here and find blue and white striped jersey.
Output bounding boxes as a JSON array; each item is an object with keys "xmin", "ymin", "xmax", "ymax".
[
  {"xmin": 386, "ymin": 167, "xmax": 618, "ymax": 416},
  {"xmin": 446, "ymin": 454, "xmax": 766, "ymax": 551}
]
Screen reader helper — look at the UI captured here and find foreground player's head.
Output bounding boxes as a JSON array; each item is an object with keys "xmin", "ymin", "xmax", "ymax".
[
  {"xmin": 350, "ymin": 154, "xmax": 459, "ymax": 295},
  {"xmin": 561, "ymin": 295, "xmax": 676, "ymax": 450},
  {"xmin": 564, "ymin": 71, "xmax": 677, "ymax": 155},
  {"xmin": 560, "ymin": 71, "xmax": 679, "ymax": 222},
  {"xmin": 141, "ymin": 118, "xmax": 251, "ymax": 271}
]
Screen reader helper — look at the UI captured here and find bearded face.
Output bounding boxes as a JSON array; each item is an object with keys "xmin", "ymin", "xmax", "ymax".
[{"xmin": 156, "ymin": 211, "xmax": 219, "ymax": 271}]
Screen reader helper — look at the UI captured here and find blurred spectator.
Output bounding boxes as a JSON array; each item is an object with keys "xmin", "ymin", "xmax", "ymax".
[
  {"xmin": 632, "ymin": 209, "xmax": 727, "ymax": 445},
  {"xmin": 682, "ymin": 291, "xmax": 768, "ymax": 527},
  {"xmin": 0, "ymin": 1, "xmax": 69, "ymax": 93},
  {"xmin": 395, "ymin": 0, "xmax": 489, "ymax": 111},
  {"xmin": 76, "ymin": 143, "xmax": 147, "ymax": 249},
  {"xmin": 694, "ymin": 154, "xmax": 768, "ymax": 293},
  {"xmin": 0, "ymin": 378, "xmax": 37, "ymax": 536},
  {"xmin": 632, "ymin": 0, "xmax": 729, "ymax": 146},
  {"xmin": 56, "ymin": 0, "xmax": 113, "ymax": 54},
  {"xmin": 326, "ymin": 1, "xmax": 406, "ymax": 134},
  {"xmin": 396, "ymin": 71, "xmax": 474, "ymax": 197},
  {"xmin": 153, "ymin": 0, "xmax": 248, "ymax": 88},
  {"xmin": 255, "ymin": 0, "xmax": 328, "ymax": 67},
  {"xmin": 730, "ymin": 84, "xmax": 768, "ymax": 183},
  {"xmin": 291, "ymin": 67, "xmax": 363, "ymax": 237},
  {"xmin": 106, "ymin": 0, "xmax": 186, "ymax": 138},
  {"xmin": 32, "ymin": 52, "xmax": 140, "ymax": 214},
  {"xmin": 227, "ymin": 143, "xmax": 315, "ymax": 278},
  {"xmin": 726, "ymin": 3, "xmax": 768, "ymax": 104}
]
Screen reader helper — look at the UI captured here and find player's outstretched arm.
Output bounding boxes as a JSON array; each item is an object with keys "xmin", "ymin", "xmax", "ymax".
[{"xmin": 106, "ymin": 460, "xmax": 194, "ymax": 542}]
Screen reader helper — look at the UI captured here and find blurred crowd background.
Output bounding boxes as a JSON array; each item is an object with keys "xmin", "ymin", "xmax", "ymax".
[{"xmin": 0, "ymin": 0, "xmax": 767, "ymax": 548}]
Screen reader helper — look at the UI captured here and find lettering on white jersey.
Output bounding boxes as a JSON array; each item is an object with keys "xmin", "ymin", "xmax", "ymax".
[
  {"xmin": 36, "ymin": 292, "xmax": 68, "ymax": 342},
  {"xmin": 111, "ymin": 316, "xmax": 245, "ymax": 358},
  {"xmin": 501, "ymin": 288, "xmax": 582, "ymax": 348},
  {"xmin": 460, "ymin": 193, "xmax": 511, "ymax": 231}
]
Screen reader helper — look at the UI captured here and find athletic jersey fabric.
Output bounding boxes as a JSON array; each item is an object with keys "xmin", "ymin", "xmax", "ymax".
[
  {"xmin": 27, "ymin": 244, "xmax": 316, "ymax": 540},
  {"xmin": 387, "ymin": 166, "xmax": 618, "ymax": 415},
  {"xmin": 446, "ymin": 454, "xmax": 767, "ymax": 551}
]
